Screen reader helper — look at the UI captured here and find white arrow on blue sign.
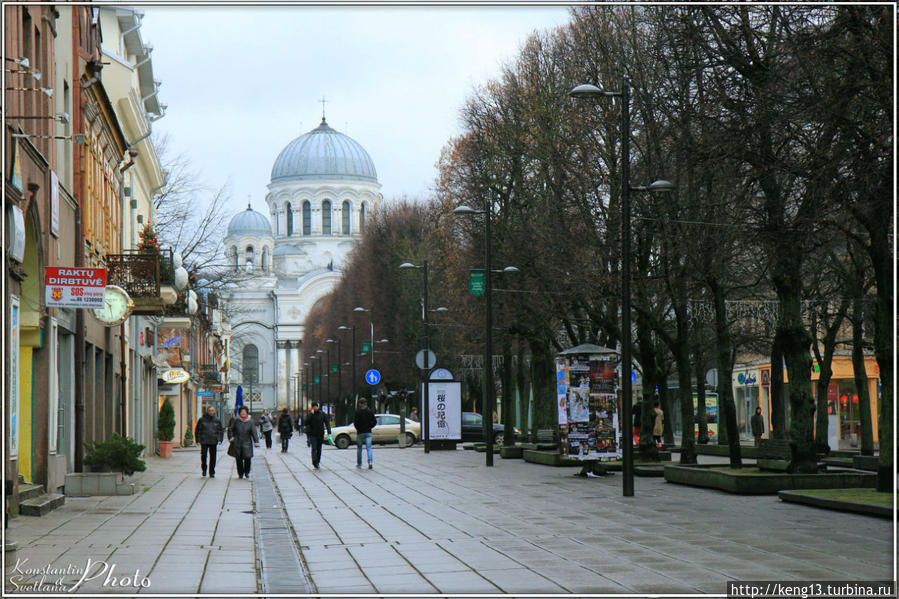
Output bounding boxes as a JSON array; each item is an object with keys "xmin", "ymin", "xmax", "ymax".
[{"xmin": 365, "ymin": 369, "xmax": 381, "ymax": 385}]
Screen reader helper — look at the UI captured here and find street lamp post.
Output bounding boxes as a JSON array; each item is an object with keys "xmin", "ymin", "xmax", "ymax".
[
  {"xmin": 338, "ymin": 325, "xmax": 356, "ymax": 409},
  {"xmin": 327, "ymin": 337, "xmax": 342, "ymax": 423},
  {"xmin": 315, "ymin": 349, "xmax": 324, "ymax": 410},
  {"xmin": 453, "ymin": 203, "xmax": 497, "ymax": 466},
  {"xmin": 303, "ymin": 362, "xmax": 310, "ymax": 414},
  {"xmin": 353, "ymin": 306, "xmax": 374, "ymax": 368},
  {"xmin": 400, "ymin": 260, "xmax": 450, "ymax": 453},
  {"xmin": 571, "ymin": 78, "xmax": 675, "ymax": 497}
]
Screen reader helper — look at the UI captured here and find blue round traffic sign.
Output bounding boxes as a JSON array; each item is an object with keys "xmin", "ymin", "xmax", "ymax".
[{"xmin": 364, "ymin": 369, "xmax": 381, "ymax": 385}]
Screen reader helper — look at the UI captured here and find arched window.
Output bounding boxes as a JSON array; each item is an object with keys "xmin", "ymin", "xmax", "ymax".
[
  {"xmin": 302, "ymin": 201, "xmax": 311, "ymax": 236},
  {"xmin": 360, "ymin": 202, "xmax": 367, "ymax": 231},
  {"xmin": 322, "ymin": 200, "xmax": 332, "ymax": 235},
  {"xmin": 285, "ymin": 202, "xmax": 293, "ymax": 236},
  {"xmin": 342, "ymin": 200, "xmax": 351, "ymax": 234},
  {"xmin": 230, "ymin": 246, "xmax": 238, "ymax": 271},
  {"xmin": 261, "ymin": 247, "xmax": 269, "ymax": 271},
  {"xmin": 245, "ymin": 245, "xmax": 254, "ymax": 267},
  {"xmin": 242, "ymin": 344, "xmax": 259, "ymax": 384}
]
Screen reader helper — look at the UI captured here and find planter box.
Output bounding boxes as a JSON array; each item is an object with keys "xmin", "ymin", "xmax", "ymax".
[
  {"xmin": 64, "ymin": 473, "xmax": 135, "ymax": 497},
  {"xmin": 664, "ymin": 464, "xmax": 877, "ymax": 495},
  {"xmin": 522, "ymin": 450, "xmax": 583, "ymax": 467},
  {"xmin": 500, "ymin": 446, "xmax": 523, "ymax": 459}
]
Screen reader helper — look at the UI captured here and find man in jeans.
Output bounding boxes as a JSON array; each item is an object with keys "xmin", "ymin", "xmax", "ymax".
[
  {"xmin": 353, "ymin": 399, "xmax": 377, "ymax": 469},
  {"xmin": 305, "ymin": 402, "xmax": 331, "ymax": 469},
  {"xmin": 194, "ymin": 405, "xmax": 224, "ymax": 477}
]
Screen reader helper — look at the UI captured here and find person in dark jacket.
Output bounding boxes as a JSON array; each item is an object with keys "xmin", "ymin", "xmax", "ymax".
[
  {"xmin": 195, "ymin": 406, "xmax": 224, "ymax": 477},
  {"xmin": 751, "ymin": 407, "xmax": 765, "ymax": 447},
  {"xmin": 228, "ymin": 405, "xmax": 259, "ymax": 479},
  {"xmin": 305, "ymin": 402, "xmax": 331, "ymax": 469},
  {"xmin": 258, "ymin": 409, "xmax": 274, "ymax": 449},
  {"xmin": 353, "ymin": 400, "xmax": 377, "ymax": 469},
  {"xmin": 277, "ymin": 408, "xmax": 294, "ymax": 453}
]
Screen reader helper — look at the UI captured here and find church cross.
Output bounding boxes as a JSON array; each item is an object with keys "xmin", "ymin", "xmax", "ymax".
[{"xmin": 320, "ymin": 96, "xmax": 328, "ymax": 120}]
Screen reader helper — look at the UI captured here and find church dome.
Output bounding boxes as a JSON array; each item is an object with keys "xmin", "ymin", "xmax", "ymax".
[
  {"xmin": 271, "ymin": 118, "xmax": 378, "ymax": 183},
  {"xmin": 227, "ymin": 205, "xmax": 272, "ymax": 237}
]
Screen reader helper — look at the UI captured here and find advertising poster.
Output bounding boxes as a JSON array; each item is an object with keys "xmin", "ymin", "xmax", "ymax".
[
  {"xmin": 556, "ymin": 361, "xmax": 569, "ymax": 426},
  {"xmin": 423, "ymin": 380, "xmax": 461, "ymax": 440},
  {"xmin": 562, "ymin": 353, "xmax": 621, "ymax": 461}
]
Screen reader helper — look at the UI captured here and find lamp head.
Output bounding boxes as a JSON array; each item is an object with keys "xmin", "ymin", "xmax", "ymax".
[
  {"xmin": 353, "ymin": 306, "xmax": 367, "ymax": 312},
  {"xmin": 453, "ymin": 205, "xmax": 479, "ymax": 216},
  {"xmin": 433, "ymin": 306, "xmax": 449, "ymax": 313},
  {"xmin": 326, "ymin": 338, "xmax": 335, "ymax": 343},
  {"xmin": 648, "ymin": 180, "xmax": 676, "ymax": 193},
  {"xmin": 338, "ymin": 325, "xmax": 349, "ymax": 330},
  {"xmin": 503, "ymin": 266, "xmax": 520, "ymax": 273},
  {"xmin": 569, "ymin": 83, "xmax": 605, "ymax": 99},
  {"xmin": 398, "ymin": 262, "xmax": 418, "ymax": 269}
]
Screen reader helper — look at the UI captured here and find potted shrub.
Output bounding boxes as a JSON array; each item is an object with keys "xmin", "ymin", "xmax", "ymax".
[
  {"xmin": 66, "ymin": 434, "xmax": 146, "ymax": 496},
  {"xmin": 158, "ymin": 398, "xmax": 175, "ymax": 458},
  {"xmin": 183, "ymin": 425, "xmax": 194, "ymax": 448}
]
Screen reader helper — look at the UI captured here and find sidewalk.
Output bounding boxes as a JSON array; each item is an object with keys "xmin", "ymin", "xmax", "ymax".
[{"xmin": 4, "ymin": 441, "xmax": 893, "ymax": 595}]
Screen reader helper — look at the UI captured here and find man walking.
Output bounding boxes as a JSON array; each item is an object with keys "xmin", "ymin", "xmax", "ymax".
[
  {"xmin": 306, "ymin": 402, "xmax": 331, "ymax": 469},
  {"xmin": 353, "ymin": 399, "xmax": 377, "ymax": 469},
  {"xmin": 751, "ymin": 407, "xmax": 765, "ymax": 447},
  {"xmin": 277, "ymin": 408, "xmax": 294, "ymax": 452},
  {"xmin": 195, "ymin": 406, "xmax": 224, "ymax": 478}
]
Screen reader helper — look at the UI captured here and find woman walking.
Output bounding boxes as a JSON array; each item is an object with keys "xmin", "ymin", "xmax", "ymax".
[
  {"xmin": 229, "ymin": 406, "xmax": 260, "ymax": 479},
  {"xmin": 258, "ymin": 409, "xmax": 274, "ymax": 449},
  {"xmin": 277, "ymin": 408, "xmax": 294, "ymax": 453}
]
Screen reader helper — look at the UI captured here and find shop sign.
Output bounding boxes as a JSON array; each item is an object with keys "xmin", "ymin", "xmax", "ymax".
[
  {"xmin": 737, "ymin": 372, "xmax": 757, "ymax": 385},
  {"xmin": 9, "ymin": 138, "xmax": 23, "ymax": 193},
  {"xmin": 469, "ymin": 269, "xmax": 485, "ymax": 296},
  {"xmin": 9, "ymin": 296, "xmax": 20, "ymax": 458},
  {"xmin": 161, "ymin": 368, "xmax": 190, "ymax": 384},
  {"xmin": 8, "ymin": 205, "xmax": 25, "ymax": 262},
  {"xmin": 44, "ymin": 267, "xmax": 107, "ymax": 308},
  {"xmin": 50, "ymin": 170, "xmax": 59, "ymax": 237},
  {"xmin": 760, "ymin": 369, "xmax": 770, "ymax": 387}
]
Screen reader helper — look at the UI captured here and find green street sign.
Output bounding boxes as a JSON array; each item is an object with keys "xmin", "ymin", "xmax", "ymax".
[
  {"xmin": 331, "ymin": 364, "xmax": 339, "ymax": 374},
  {"xmin": 314, "ymin": 375, "xmax": 320, "ymax": 384},
  {"xmin": 469, "ymin": 269, "xmax": 486, "ymax": 296},
  {"xmin": 302, "ymin": 383, "xmax": 308, "ymax": 390},
  {"xmin": 361, "ymin": 341, "xmax": 371, "ymax": 354}
]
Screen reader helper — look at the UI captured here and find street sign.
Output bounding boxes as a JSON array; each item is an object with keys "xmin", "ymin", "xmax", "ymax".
[
  {"xmin": 331, "ymin": 363, "xmax": 339, "ymax": 374},
  {"xmin": 302, "ymin": 383, "xmax": 308, "ymax": 390},
  {"xmin": 314, "ymin": 375, "xmax": 320, "ymax": 384},
  {"xmin": 196, "ymin": 390, "xmax": 213, "ymax": 397},
  {"xmin": 415, "ymin": 349, "xmax": 436, "ymax": 370},
  {"xmin": 361, "ymin": 341, "xmax": 371, "ymax": 354},
  {"xmin": 365, "ymin": 369, "xmax": 381, "ymax": 385},
  {"xmin": 469, "ymin": 269, "xmax": 485, "ymax": 296}
]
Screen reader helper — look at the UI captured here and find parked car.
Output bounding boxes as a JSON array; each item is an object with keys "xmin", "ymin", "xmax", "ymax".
[
  {"xmin": 330, "ymin": 414, "xmax": 421, "ymax": 449},
  {"xmin": 461, "ymin": 412, "xmax": 520, "ymax": 444}
]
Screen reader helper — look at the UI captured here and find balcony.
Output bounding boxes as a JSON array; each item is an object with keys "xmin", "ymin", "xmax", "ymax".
[
  {"xmin": 106, "ymin": 248, "xmax": 177, "ymax": 315},
  {"xmin": 200, "ymin": 364, "xmax": 220, "ymax": 384}
]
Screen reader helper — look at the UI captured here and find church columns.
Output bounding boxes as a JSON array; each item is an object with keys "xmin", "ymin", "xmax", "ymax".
[
  {"xmin": 277, "ymin": 341, "xmax": 288, "ymax": 408},
  {"xmin": 276, "ymin": 341, "xmax": 302, "ymax": 409}
]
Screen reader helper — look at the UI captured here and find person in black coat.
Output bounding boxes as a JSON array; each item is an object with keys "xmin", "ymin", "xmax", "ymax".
[
  {"xmin": 353, "ymin": 400, "xmax": 377, "ymax": 469},
  {"xmin": 277, "ymin": 408, "xmax": 294, "ymax": 453},
  {"xmin": 194, "ymin": 406, "xmax": 224, "ymax": 477},
  {"xmin": 228, "ymin": 406, "xmax": 260, "ymax": 479},
  {"xmin": 305, "ymin": 402, "xmax": 331, "ymax": 469}
]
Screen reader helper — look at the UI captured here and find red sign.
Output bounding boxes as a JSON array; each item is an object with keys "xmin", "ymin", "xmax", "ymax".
[
  {"xmin": 760, "ymin": 369, "xmax": 770, "ymax": 387},
  {"xmin": 44, "ymin": 267, "xmax": 107, "ymax": 308}
]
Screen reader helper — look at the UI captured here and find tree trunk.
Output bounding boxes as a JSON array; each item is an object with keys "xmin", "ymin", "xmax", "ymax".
[
  {"xmin": 694, "ymin": 352, "xmax": 709, "ymax": 445},
  {"xmin": 711, "ymin": 282, "xmax": 741, "ymax": 467},
  {"xmin": 814, "ymin": 362, "xmax": 834, "ymax": 455},
  {"xmin": 634, "ymin": 316, "xmax": 660, "ymax": 462},
  {"xmin": 851, "ymin": 301, "xmax": 874, "ymax": 456},
  {"xmin": 529, "ymin": 337, "xmax": 556, "ymax": 438},
  {"xmin": 658, "ymin": 377, "xmax": 675, "ymax": 447},
  {"xmin": 779, "ymin": 293, "xmax": 817, "ymax": 474},
  {"xmin": 677, "ymin": 362, "xmax": 697, "ymax": 465},
  {"xmin": 770, "ymin": 334, "xmax": 787, "ymax": 440},
  {"xmin": 501, "ymin": 344, "xmax": 515, "ymax": 447},
  {"xmin": 516, "ymin": 343, "xmax": 530, "ymax": 439}
]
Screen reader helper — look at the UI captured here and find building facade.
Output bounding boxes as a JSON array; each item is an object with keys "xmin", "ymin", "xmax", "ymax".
[{"xmin": 224, "ymin": 117, "xmax": 381, "ymax": 412}]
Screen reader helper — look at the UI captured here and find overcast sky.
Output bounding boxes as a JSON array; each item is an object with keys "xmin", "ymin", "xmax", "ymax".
[{"xmin": 141, "ymin": 5, "xmax": 573, "ymax": 224}]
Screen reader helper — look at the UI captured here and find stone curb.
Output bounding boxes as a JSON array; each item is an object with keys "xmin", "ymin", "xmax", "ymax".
[{"xmin": 778, "ymin": 490, "xmax": 894, "ymax": 519}]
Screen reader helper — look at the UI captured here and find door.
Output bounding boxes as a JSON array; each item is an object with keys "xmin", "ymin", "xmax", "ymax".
[{"xmin": 374, "ymin": 415, "xmax": 400, "ymax": 442}]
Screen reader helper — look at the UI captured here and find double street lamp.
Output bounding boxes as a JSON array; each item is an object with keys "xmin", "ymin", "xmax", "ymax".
[
  {"xmin": 399, "ymin": 260, "xmax": 449, "ymax": 453},
  {"xmin": 326, "ymin": 337, "xmax": 342, "ymax": 422},
  {"xmin": 338, "ymin": 324, "xmax": 356, "ymax": 410},
  {"xmin": 570, "ymin": 77, "xmax": 675, "ymax": 497},
  {"xmin": 453, "ymin": 203, "xmax": 519, "ymax": 467}
]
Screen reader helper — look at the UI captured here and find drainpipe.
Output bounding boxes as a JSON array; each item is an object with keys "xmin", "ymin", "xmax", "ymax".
[{"xmin": 118, "ymin": 151, "xmax": 137, "ymax": 436}]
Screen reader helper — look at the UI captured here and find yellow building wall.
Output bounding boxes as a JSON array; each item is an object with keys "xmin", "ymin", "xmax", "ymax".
[{"xmin": 17, "ymin": 346, "xmax": 33, "ymax": 482}]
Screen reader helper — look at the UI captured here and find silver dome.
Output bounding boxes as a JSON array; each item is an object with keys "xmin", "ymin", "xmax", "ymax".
[
  {"xmin": 227, "ymin": 205, "xmax": 272, "ymax": 237},
  {"xmin": 271, "ymin": 118, "xmax": 377, "ymax": 183}
]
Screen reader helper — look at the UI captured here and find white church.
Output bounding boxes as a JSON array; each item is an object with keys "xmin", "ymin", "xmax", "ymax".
[{"xmin": 223, "ymin": 116, "xmax": 381, "ymax": 410}]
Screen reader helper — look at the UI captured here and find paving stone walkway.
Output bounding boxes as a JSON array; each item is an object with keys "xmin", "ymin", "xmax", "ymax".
[{"xmin": 3, "ymin": 441, "xmax": 893, "ymax": 596}]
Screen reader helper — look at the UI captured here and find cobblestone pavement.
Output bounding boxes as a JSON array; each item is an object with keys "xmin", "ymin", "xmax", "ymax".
[{"xmin": 4, "ymin": 440, "xmax": 893, "ymax": 596}]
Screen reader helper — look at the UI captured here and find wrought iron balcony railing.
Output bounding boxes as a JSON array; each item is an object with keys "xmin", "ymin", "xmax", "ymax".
[
  {"xmin": 106, "ymin": 248, "xmax": 175, "ymax": 298},
  {"xmin": 200, "ymin": 364, "xmax": 220, "ymax": 384}
]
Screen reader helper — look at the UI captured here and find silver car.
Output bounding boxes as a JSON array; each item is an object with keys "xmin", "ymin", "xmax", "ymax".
[{"xmin": 330, "ymin": 413, "xmax": 421, "ymax": 449}]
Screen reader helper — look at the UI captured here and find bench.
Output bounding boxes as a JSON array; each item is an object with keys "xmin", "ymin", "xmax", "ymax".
[
  {"xmin": 534, "ymin": 428, "xmax": 558, "ymax": 451},
  {"xmin": 756, "ymin": 439, "xmax": 791, "ymax": 471}
]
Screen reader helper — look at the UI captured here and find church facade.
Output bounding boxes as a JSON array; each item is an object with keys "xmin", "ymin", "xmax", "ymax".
[{"xmin": 223, "ymin": 117, "xmax": 381, "ymax": 411}]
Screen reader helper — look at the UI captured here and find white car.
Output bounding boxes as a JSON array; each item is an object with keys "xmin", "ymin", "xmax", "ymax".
[{"xmin": 330, "ymin": 414, "xmax": 421, "ymax": 449}]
